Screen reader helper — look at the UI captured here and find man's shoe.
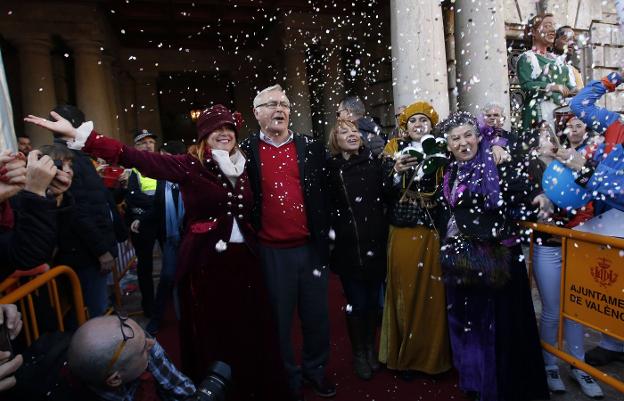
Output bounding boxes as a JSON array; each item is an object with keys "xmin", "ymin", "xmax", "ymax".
[
  {"xmin": 289, "ymin": 388, "xmax": 305, "ymax": 401},
  {"xmin": 570, "ymin": 368, "xmax": 604, "ymax": 399},
  {"xmin": 303, "ymin": 375, "xmax": 336, "ymax": 398},
  {"xmin": 545, "ymin": 366, "xmax": 565, "ymax": 393},
  {"xmin": 585, "ymin": 346, "xmax": 624, "ymax": 366}
]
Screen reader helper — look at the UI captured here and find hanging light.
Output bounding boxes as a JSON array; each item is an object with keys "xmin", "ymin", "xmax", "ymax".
[{"xmin": 190, "ymin": 108, "xmax": 202, "ymax": 121}]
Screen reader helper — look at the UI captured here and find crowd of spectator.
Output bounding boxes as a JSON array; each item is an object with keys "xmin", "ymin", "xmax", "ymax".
[{"xmin": 0, "ymin": 12, "xmax": 622, "ymax": 401}]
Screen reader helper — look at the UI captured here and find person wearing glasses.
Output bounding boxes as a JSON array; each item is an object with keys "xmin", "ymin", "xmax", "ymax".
[
  {"xmin": 240, "ymin": 84, "xmax": 334, "ymax": 401},
  {"xmin": 24, "ymin": 105, "xmax": 291, "ymax": 401},
  {"xmin": 67, "ymin": 314, "xmax": 196, "ymax": 400},
  {"xmin": 387, "ymin": 105, "xmax": 407, "ymax": 141},
  {"xmin": 336, "ymin": 96, "xmax": 386, "ymax": 156}
]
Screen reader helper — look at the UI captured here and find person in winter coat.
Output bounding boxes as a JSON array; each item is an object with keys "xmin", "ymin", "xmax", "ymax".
[
  {"xmin": 337, "ymin": 96, "xmax": 386, "ymax": 156},
  {"xmin": 240, "ymin": 84, "xmax": 334, "ymax": 400},
  {"xmin": 48, "ymin": 105, "xmax": 118, "ymax": 319},
  {"xmin": 0, "ymin": 150, "xmax": 62, "ymax": 280},
  {"xmin": 24, "ymin": 105, "xmax": 291, "ymax": 401},
  {"xmin": 326, "ymin": 119, "xmax": 388, "ymax": 380},
  {"xmin": 378, "ymin": 101, "xmax": 452, "ymax": 379},
  {"xmin": 436, "ymin": 112, "xmax": 549, "ymax": 401},
  {"xmin": 548, "ymin": 70, "xmax": 624, "ymax": 365}
]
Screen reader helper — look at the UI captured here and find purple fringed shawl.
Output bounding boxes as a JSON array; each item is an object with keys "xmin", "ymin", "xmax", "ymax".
[{"xmin": 443, "ymin": 123, "xmax": 505, "ymax": 210}]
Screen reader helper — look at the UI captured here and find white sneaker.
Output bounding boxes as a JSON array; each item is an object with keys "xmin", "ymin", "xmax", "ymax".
[
  {"xmin": 545, "ymin": 366, "xmax": 566, "ymax": 393},
  {"xmin": 570, "ymin": 368, "xmax": 604, "ymax": 399}
]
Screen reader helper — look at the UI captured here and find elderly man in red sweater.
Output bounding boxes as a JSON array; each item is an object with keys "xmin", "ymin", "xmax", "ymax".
[{"xmin": 240, "ymin": 85, "xmax": 333, "ymax": 401}]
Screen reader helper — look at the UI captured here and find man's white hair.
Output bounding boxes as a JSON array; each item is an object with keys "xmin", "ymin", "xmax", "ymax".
[
  {"xmin": 483, "ymin": 102, "xmax": 506, "ymax": 115},
  {"xmin": 253, "ymin": 84, "xmax": 287, "ymax": 107}
]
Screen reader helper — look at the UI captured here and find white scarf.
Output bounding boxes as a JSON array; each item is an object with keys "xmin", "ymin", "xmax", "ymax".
[{"xmin": 211, "ymin": 149, "xmax": 245, "ymax": 185}]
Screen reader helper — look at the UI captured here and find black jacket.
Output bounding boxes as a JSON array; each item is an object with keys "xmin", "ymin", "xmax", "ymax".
[
  {"xmin": 327, "ymin": 150, "xmax": 388, "ymax": 280},
  {"xmin": 357, "ymin": 117, "xmax": 386, "ymax": 157},
  {"xmin": 54, "ymin": 142, "xmax": 117, "ymax": 269},
  {"xmin": 240, "ymin": 132, "xmax": 330, "ymax": 264},
  {"xmin": 0, "ymin": 192, "xmax": 57, "ymax": 280},
  {"xmin": 124, "ymin": 170, "xmax": 156, "ymax": 224}
]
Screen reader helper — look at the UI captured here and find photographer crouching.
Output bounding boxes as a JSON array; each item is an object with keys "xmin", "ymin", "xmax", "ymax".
[{"xmin": 67, "ymin": 315, "xmax": 230, "ymax": 401}]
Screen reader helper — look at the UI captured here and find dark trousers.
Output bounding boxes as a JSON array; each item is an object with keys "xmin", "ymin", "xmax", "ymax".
[
  {"xmin": 151, "ymin": 238, "xmax": 179, "ymax": 324},
  {"xmin": 259, "ymin": 243, "xmax": 330, "ymax": 392},
  {"xmin": 131, "ymin": 228, "xmax": 157, "ymax": 316},
  {"xmin": 339, "ymin": 276, "xmax": 382, "ymax": 317},
  {"xmin": 76, "ymin": 266, "xmax": 108, "ymax": 318}
]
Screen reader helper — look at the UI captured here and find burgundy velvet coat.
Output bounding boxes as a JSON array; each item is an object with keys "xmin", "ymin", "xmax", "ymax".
[{"xmin": 82, "ymin": 132, "xmax": 257, "ymax": 280}]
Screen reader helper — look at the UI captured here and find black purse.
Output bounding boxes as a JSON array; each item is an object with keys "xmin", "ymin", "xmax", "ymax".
[
  {"xmin": 440, "ymin": 234, "xmax": 511, "ymax": 288},
  {"xmin": 389, "ymin": 168, "xmax": 441, "ymax": 227}
]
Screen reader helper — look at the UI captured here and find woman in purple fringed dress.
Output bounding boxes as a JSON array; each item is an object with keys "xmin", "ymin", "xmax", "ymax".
[{"xmin": 435, "ymin": 112, "xmax": 549, "ymax": 401}]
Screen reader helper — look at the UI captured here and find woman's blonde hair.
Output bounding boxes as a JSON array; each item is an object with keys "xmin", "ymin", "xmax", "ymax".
[
  {"xmin": 327, "ymin": 119, "xmax": 361, "ymax": 156},
  {"xmin": 192, "ymin": 137, "xmax": 239, "ymax": 166}
]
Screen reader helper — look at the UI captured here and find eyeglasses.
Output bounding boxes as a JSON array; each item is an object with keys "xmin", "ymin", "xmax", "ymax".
[
  {"xmin": 105, "ymin": 311, "xmax": 135, "ymax": 373},
  {"xmin": 256, "ymin": 101, "xmax": 290, "ymax": 110}
]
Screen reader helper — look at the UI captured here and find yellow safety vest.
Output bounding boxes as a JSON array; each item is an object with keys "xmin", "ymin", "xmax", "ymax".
[{"xmin": 133, "ymin": 168, "xmax": 157, "ymax": 194}]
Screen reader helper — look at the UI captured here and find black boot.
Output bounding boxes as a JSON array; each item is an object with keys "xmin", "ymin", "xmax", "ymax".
[
  {"xmin": 365, "ymin": 310, "xmax": 381, "ymax": 372},
  {"xmin": 345, "ymin": 314, "xmax": 373, "ymax": 380}
]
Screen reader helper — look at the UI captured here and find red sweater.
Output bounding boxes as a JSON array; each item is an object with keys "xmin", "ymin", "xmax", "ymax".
[{"xmin": 258, "ymin": 141, "xmax": 310, "ymax": 247}]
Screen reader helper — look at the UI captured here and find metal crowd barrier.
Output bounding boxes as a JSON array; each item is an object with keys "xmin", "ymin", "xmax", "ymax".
[
  {"xmin": 521, "ymin": 221, "xmax": 624, "ymax": 393},
  {"xmin": 0, "ymin": 265, "xmax": 86, "ymax": 346},
  {"xmin": 111, "ymin": 239, "xmax": 137, "ymax": 310}
]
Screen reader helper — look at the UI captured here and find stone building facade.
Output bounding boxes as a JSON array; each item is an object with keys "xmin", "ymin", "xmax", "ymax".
[{"xmin": 0, "ymin": 0, "xmax": 621, "ymax": 148}]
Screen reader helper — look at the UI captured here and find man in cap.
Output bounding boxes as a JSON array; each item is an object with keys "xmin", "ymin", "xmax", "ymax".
[{"xmin": 125, "ymin": 129, "xmax": 159, "ymax": 318}]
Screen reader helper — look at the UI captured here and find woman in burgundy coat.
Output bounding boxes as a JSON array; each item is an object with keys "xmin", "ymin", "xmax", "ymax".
[{"xmin": 25, "ymin": 105, "xmax": 290, "ymax": 401}]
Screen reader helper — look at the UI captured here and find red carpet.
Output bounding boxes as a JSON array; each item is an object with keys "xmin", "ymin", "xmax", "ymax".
[{"xmin": 157, "ymin": 273, "xmax": 468, "ymax": 401}]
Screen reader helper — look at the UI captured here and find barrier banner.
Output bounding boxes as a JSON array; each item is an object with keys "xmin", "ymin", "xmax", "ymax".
[{"xmin": 564, "ymin": 240, "xmax": 624, "ymax": 340}]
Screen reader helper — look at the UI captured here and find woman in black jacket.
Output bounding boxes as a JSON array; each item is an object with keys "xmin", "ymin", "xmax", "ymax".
[
  {"xmin": 436, "ymin": 112, "xmax": 548, "ymax": 401},
  {"xmin": 326, "ymin": 119, "xmax": 388, "ymax": 380}
]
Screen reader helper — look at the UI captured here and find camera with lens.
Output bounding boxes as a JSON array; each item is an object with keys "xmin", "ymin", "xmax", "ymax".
[{"xmin": 186, "ymin": 361, "xmax": 231, "ymax": 401}]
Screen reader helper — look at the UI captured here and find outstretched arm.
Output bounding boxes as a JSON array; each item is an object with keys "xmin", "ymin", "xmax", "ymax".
[
  {"xmin": 24, "ymin": 112, "xmax": 192, "ymax": 184},
  {"xmin": 570, "ymin": 72, "xmax": 622, "ymax": 134}
]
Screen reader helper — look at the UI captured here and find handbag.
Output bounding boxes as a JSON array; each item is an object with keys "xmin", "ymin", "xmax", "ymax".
[
  {"xmin": 440, "ymin": 234, "xmax": 511, "ymax": 288},
  {"xmin": 389, "ymin": 168, "xmax": 441, "ymax": 227}
]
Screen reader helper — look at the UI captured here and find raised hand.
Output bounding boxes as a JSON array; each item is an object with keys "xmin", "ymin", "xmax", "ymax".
[
  {"xmin": 24, "ymin": 151, "xmax": 57, "ymax": 197},
  {"xmin": 0, "ymin": 151, "xmax": 27, "ymax": 202},
  {"xmin": 23, "ymin": 111, "xmax": 78, "ymax": 140}
]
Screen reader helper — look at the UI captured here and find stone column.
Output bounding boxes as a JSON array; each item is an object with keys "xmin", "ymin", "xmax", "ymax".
[
  {"xmin": 232, "ymin": 66, "xmax": 257, "ymax": 140},
  {"xmin": 390, "ymin": 0, "xmax": 449, "ymax": 118},
  {"xmin": 119, "ymin": 71, "xmax": 138, "ymax": 139},
  {"xmin": 322, "ymin": 44, "xmax": 345, "ymax": 140},
  {"xmin": 454, "ymin": 0, "xmax": 510, "ymax": 128},
  {"xmin": 134, "ymin": 74, "xmax": 162, "ymax": 136},
  {"xmin": 102, "ymin": 54, "xmax": 121, "ymax": 140},
  {"xmin": 15, "ymin": 35, "xmax": 57, "ymax": 147},
  {"xmin": 69, "ymin": 39, "xmax": 115, "ymax": 136},
  {"xmin": 284, "ymin": 43, "xmax": 314, "ymax": 136}
]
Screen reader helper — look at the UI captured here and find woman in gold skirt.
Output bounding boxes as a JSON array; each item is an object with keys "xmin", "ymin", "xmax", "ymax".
[{"xmin": 378, "ymin": 101, "xmax": 452, "ymax": 379}]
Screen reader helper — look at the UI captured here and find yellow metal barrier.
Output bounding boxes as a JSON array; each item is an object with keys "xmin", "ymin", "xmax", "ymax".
[
  {"xmin": 520, "ymin": 222, "xmax": 624, "ymax": 393},
  {"xmin": 0, "ymin": 265, "xmax": 87, "ymax": 345}
]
